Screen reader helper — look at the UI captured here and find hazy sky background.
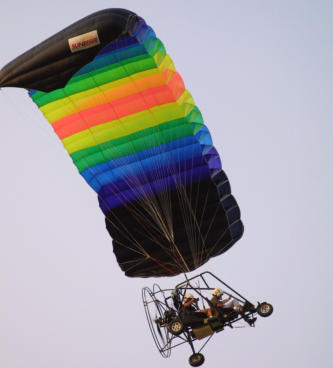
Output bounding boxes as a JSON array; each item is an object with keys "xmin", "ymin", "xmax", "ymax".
[{"xmin": 0, "ymin": 1, "xmax": 332, "ymax": 367}]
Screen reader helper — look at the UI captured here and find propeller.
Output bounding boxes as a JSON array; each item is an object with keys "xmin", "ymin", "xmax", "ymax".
[{"xmin": 154, "ymin": 315, "xmax": 166, "ymax": 344}]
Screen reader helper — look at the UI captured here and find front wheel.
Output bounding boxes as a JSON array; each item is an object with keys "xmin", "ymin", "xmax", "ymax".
[
  {"xmin": 189, "ymin": 353, "xmax": 205, "ymax": 367},
  {"xmin": 257, "ymin": 302, "xmax": 273, "ymax": 317},
  {"xmin": 168, "ymin": 318, "xmax": 184, "ymax": 335}
]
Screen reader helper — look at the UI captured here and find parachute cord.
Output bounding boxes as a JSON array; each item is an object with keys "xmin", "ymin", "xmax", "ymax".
[
  {"xmin": 147, "ymin": 255, "xmax": 179, "ymax": 276},
  {"xmin": 205, "ymin": 230, "xmax": 232, "ymax": 261},
  {"xmin": 107, "ymin": 200, "xmax": 190, "ymax": 274},
  {"xmin": 198, "ymin": 198, "xmax": 221, "ymax": 263}
]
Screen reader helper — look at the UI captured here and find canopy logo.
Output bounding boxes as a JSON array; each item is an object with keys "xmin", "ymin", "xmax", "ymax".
[{"xmin": 68, "ymin": 30, "xmax": 100, "ymax": 53}]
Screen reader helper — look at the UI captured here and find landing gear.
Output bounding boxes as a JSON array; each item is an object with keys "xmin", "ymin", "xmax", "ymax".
[
  {"xmin": 189, "ymin": 353, "xmax": 205, "ymax": 367},
  {"xmin": 257, "ymin": 302, "xmax": 273, "ymax": 317}
]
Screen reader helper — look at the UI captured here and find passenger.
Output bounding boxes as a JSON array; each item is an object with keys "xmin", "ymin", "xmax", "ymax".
[
  {"xmin": 183, "ymin": 292, "xmax": 199, "ymax": 313},
  {"xmin": 181, "ymin": 292, "xmax": 207, "ymax": 326}
]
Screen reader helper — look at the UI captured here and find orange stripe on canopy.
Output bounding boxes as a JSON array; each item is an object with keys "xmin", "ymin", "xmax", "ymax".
[{"xmin": 53, "ymin": 71, "xmax": 185, "ymax": 139}]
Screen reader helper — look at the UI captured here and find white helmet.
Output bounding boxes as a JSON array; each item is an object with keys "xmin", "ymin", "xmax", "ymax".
[
  {"xmin": 212, "ymin": 288, "xmax": 223, "ymax": 297},
  {"xmin": 184, "ymin": 292, "xmax": 194, "ymax": 300}
]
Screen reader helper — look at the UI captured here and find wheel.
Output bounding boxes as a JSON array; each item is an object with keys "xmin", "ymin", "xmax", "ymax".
[
  {"xmin": 257, "ymin": 302, "xmax": 273, "ymax": 317},
  {"xmin": 168, "ymin": 318, "xmax": 184, "ymax": 335},
  {"xmin": 189, "ymin": 353, "xmax": 205, "ymax": 367}
]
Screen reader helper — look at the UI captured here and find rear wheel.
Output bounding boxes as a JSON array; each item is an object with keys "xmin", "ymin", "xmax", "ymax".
[
  {"xmin": 189, "ymin": 353, "xmax": 205, "ymax": 367},
  {"xmin": 257, "ymin": 302, "xmax": 273, "ymax": 317}
]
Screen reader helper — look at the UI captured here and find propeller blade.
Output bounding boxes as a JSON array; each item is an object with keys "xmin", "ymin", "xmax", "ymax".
[
  {"xmin": 156, "ymin": 323, "xmax": 165, "ymax": 344},
  {"xmin": 154, "ymin": 314, "xmax": 165, "ymax": 344}
]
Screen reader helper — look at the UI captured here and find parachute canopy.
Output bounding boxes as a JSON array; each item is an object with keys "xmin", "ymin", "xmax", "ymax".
[{"xmin": 0, "ymin": 9, "xmax": 243, "ymax": 277}]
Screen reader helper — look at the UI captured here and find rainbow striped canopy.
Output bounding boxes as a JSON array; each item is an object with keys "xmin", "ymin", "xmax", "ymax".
[{"xmin": 0, "ymin": 9, "xmax": 243, "ymax": 277}]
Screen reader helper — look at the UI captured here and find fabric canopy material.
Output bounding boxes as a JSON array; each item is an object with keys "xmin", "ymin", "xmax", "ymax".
[{"xmin": 0, "ymin": 9, "xmax": 243, "ymax": 277}]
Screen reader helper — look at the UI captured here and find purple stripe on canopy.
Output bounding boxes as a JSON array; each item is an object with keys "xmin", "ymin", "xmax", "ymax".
[{"xmin": 98, "ymin": 164, "xmax": 211, "ymax": 213}]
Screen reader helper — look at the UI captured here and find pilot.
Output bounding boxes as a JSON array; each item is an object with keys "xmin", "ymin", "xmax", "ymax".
[
  {"xmin": 210, "ymin": 288, "xmax": 257, "ymax": 326},
  {"xmin": 210, "ymin": 288, "xmax": 232, "ymax": 309}
]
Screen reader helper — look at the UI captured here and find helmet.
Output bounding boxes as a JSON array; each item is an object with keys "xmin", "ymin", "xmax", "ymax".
[
  {"xmin": 212, "ymin": 288, "xmax": 223, "ymax": 297},
  {"xmin": 184, "ymin": 292, "xmax": 194, "ymax": 300}
]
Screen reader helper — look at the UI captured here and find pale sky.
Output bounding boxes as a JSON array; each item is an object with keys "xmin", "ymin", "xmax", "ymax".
[{"xmin": 1, "ymin": 1, "xmax": 332, "ymax": 367}]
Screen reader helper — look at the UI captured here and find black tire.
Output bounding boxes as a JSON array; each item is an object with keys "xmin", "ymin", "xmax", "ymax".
[
  {"xmin": 257, "ymin": 302, "xmax": 273, "ymax": 317},
  {"xmin": 168, "ymin": 318, "xmax": 184, "ymax": 335},
  {"xmin": 189, "ymin": 353, "xmax": 205, "ymax": 367}
]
